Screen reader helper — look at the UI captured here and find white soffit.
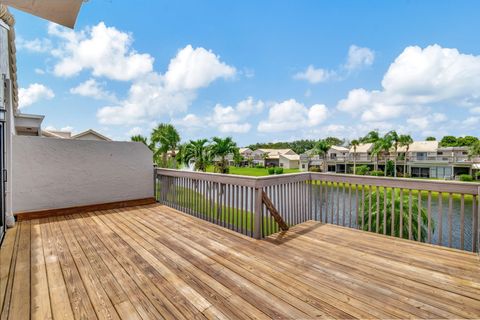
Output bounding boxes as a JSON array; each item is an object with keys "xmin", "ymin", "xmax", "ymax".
[{"xmin": 1, "ymin": 0, "xmax": 84, "ymax": 28}]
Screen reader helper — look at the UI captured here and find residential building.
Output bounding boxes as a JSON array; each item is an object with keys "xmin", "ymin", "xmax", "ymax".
[
  {"xmin": 251, "ymin": 149, "xmax": 300, "ymax": 169},
  {"xmin": 300, "ymin": 141, "xmax": 479, "ymax": 179}
]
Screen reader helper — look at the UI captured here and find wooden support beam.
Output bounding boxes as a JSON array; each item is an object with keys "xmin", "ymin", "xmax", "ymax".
[{"xmin": 262, "ymin": 191, "xmax": 289, "ymax": 231}]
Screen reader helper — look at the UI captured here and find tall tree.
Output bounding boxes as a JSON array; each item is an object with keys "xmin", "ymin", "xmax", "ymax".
[
  {"xmin": 425, "ymin": 136, "xmax": 436, "ymax": 141},
  {"xmin": 182, "ymin": 139, "xmax": 211, "ymax": 172},
  {"xmin": 315, "ymin": 140, "xmax": 331, "ymax": 172},
  {"xmin": 350, "ymin": 139, "xmax": 359, "ymax": 174},
  {"xmin": 209, "ymin": 137, "xmax": 238, "ymax": 173},
  {"xmin": 361, "ymin": 130, "xmax": 380, "ymax": 169},
  {"xmin": 151, "ymin": 124, "xmax": 181, "ymax": 168},
  {"xmin": 399, "ymin": 134, "xmax": 413, "ymax": 177},
  {"xmin": 372, "ymin": 136, "xmax": 393, "ymax": 176},
  {"xmin": 387, "ymin": 131, "xmax": 399, "ymax": 177},
  {"xmin": 439, "ymin": 135, "xmax": 457, "ymax": 147},
  {"xmin": 324, "ymin": 136, "xmax": 344, "ymax": 147}
]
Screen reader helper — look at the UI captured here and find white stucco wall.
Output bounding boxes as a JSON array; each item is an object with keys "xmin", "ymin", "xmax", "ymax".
[{"xmin": 12, "ymin": 136, "xmax": 154, "ymax": 213}]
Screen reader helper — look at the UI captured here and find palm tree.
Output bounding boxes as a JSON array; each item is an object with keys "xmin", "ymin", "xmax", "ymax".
[
  {"xmin": 361, "ymin": 130, "xmax": 380, "ymax": 170},
  {"xmin": 315, "ymin": 140, "xmax": 331, "ymax": 172},
  {"xmin": 131, "ymin": 135, "xmax": 158, "ymax": 163},
  {"xmin": 209, "ymin": 137, "xmax": 238, "ymax": 173},
  {"xmin": 358, "ymin": 189, "xmax": 433, "ymax": 242},
  {"xmin": 399, "ymin": 134, "xmax": 413, "ymax": 177},
  {"xmin": 131, "ymin": 134, "xmax": 148, "ymax": 145},
  {"xmin": 387, "ymin": 131, "xmax": 399, "ymax": 177},
  {"xmin": 182, "ymin": 139, "xmax": 211, "ymax": 172},
  {"xmin": 350, "ymin": 139, "xmax": 359, "ymax": 174},
  {"xmin": 151, "ymin": 124, "xmax": 181, "ymax": 168}
]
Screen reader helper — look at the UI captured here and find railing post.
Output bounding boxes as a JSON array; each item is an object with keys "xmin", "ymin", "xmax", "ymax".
[{"xmin": 253, "ymin": 186, "xmax": 263, "ymax": 239}]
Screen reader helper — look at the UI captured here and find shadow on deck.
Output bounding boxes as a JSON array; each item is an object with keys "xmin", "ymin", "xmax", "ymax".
[{"xmin": 1, "ymin": 204, "xmax": 479, "ymax": 319}]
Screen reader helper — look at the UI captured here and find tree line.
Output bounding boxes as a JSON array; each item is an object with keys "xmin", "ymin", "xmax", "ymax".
[
  {"xmin": 131, "ymin": 124, "xmax": 480, "ymax": 176},
  {"xmin": 131, "ymin": 124, "xmax": 238, "ymax": 173}
]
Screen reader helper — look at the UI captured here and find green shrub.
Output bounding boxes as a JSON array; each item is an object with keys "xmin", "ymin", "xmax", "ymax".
[
  {"xmin": 369, "ymin": 170, "xmax": 384, "ymax": 176},
  {"xmin": 475, "ymin": 171, "xmax": 480, "ymax": 179},
  {"xmin": 275, "ymin": 167, "xmax": 284, "ymax": 174},
  {"xmin": 309, "ymin": 167, "xmax": 321, "ymax": 172},
  {"xmin": 355, "ymin": 165, "xmax": 369, "ymax": 175},
  {"xmin": 459, "ymin": 174, "xmax": 473, "ymax": 182},
  {"xmin": 268, "ymin": 167, "xmax": 275, "ymax": 175},
  {"xmin": 255, "ymin": 164, "xmax": 265, "ymax": 169}
]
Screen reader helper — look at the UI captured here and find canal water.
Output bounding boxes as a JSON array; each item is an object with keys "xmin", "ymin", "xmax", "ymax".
[{"xmin": 311, "ymin": 185, "xmax": 476, "ymax": 251}]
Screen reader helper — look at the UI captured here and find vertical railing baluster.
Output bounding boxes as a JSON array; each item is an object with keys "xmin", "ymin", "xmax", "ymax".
[
  {"xmin": 427, "ymin": 191, "xmax": 432, "ymax": 244},
  {"xmin": 383, "ymin": 187, "xmax": 387, "ymax": 235},
  {"xmin": 460, "ymin": 194, "xmax": 465, "ymax": 250},
  {"xmin": 417, "ymin": 191, "xmax": 422, "ymax": 242},
  {"xmin": 391, "ymin": 187, "xmax": 395, "ymax": 237},
  {"xmin": 399, "ymin": 188, "xmax": 404, "ymax": 238},
  {"xmin": 368, "ymin": 185, "xmax": 372, "ymax": 232},
  {"xmin": 408, "ymin": 189, "xmax": 413, "ymax": 240},
  {"xmin": 375, "ymin": 186, "xmax": 380, "ymax": 233},
  {"xmin": 348, "ymin": 184, "xmax": 352, "ymax": 228},
  {"xmin": 355, "ymin": 184, "xmax": 359, "ymax": 228},
  {"xmin": 336, "ymin": 183, "xmax": 340, "ymax": 225},
  {"xmin": 438, "ymin": 192, "xmax": 443, "ymax": 246},
  {"xmin": 472, "ymin": 194, "xmax": 478, "ymax": 253},
  {"xmin": 361, "ymin": 185, "xmax": 365, "ymax": 230},
  {"xmin": 325, "ymin": 182, "xmax": 329, "ymax": 223},
  {"xmin": 448, "ymin": 193, "xmax": 453, "ymax": 247},
  {"xmin": 342, "ymin": 183, "xmax": 346, "ymax": 226}
]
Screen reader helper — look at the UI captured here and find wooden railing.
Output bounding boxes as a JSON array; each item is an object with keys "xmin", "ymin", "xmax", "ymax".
[{"xmin": 155, "ymin": 169, "xmax": 480, "ymax": 252}]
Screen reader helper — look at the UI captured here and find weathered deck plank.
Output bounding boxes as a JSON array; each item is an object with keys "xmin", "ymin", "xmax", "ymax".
[{"xmin": 1, "ymin": 203, "xmax": 479, "ymax": 319}]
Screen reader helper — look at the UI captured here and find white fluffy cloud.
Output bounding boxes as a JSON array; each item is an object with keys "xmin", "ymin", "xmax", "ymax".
[
  {"xmin": 164, "ymin": 45, "xmax": 236, "ymax": 91},
  {"xmin": 209, "ymin": 97, "xmax": 263, "ymax": 133},
  {"xmin": 173, "ymin": 97, "xmax": 263, "ymax": 134},
  {"xmin": 293, "ymin": 65, "xmax": 333, "ymax": 84},
  {"xmin": 97, "ymin": 45, "xmax": 236, "ymax": 125},
  {"xmin": 44, "ymin": 125, "xmax": 74, "ymax": 132},
  {"xmin": 407, "ymin": 113, "xmax": 447, "ymax": 130},
  {"xmin": 70, "ymin": 79, "xmax": 116, "ymax": 101},
  {"xmin": 16, "ymin": 37, "xmax": 52, "ymax": 53},
  {"xmin": 294, "ymin": 45, "xmax": 374, "ymax": 84},
  {"xmin": 48, "ymin": 22, "xmax": 154, "ymax": 81},
  {"xmin": 345, "ymin": 45, "xmax": 375, "ymax": 71},
  {"xmin": 258, "ymin": 99, "xmax": 328, "ymax": 132},
  {"xmin": 337, "ymin": 44, "xmax": 480, "ymax": 122},
  {"xmin": 18, "ymin": 83, "xmax": 54, "ymax": 109}
]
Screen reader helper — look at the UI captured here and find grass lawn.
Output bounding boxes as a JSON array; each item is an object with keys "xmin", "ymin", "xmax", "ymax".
[{"xmin": 206, "ymin": 166, "xmax": 301, "ymax": 176}]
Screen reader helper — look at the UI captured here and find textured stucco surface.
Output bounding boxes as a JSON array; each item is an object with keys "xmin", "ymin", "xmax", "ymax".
[{"xmin": 13, "ymin": 136, "xmax": 154, "ymax": 212}]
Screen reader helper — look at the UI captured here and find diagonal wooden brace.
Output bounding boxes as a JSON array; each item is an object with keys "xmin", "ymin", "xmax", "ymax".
[{"xmin": 262, "ymin": 191, "xmax": 289, "ymax": 231}]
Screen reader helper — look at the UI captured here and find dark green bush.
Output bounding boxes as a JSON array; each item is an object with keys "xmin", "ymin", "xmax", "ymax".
[
  {"xmin": 255, "ymin": 164, "xmax": 265, "ymax": 169},
  {"xmin": 275, "ymin": 167, "xmax": 284, "ymax": 174},
  {"xmin": 268, "ymin": 167, "xmax": 275, "ymax": 175},
  {"xmin": 355, "ymin": 165, "xmax": 369, "ymax": 175},
  {"xmin": 369, "ymin": 170, "xmax": 384, "ymax": 176},
  {"xmin": 309, "ymin": 167, "xmax": 321, "ymax": 172},
  {"xmin": 459, "ymin": 174, "xmax": 473, "ymax": 182}
]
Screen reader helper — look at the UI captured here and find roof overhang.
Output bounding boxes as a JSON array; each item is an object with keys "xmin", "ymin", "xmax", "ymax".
[{"xmin": 1, "ymin": 0, "xmax": 84, "ymax": 28}]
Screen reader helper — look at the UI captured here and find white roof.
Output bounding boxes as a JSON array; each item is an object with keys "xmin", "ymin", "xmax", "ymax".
[
  {"xmin": 350, "ymin": 143, "xmax": 373, "ymax": 153},
  {"xmin": 330, "ymin": 146, "xmax": 349, "ymax": 152},
  {"xmin": 397, "ymin": 141, "xmax": 438, "ymax": 152},
  {"xmin": 239, "ymin": 148, "xmax": 252, "ymax": 154},
  {"xmin": 280, "ymin": 154, "xmax": 300, "ymax": 161}
]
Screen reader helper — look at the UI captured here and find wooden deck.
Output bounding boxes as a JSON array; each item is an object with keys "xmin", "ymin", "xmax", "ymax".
[{"xmin": 1, "ymin": 204, "xmax": 479, "ymax": 319}]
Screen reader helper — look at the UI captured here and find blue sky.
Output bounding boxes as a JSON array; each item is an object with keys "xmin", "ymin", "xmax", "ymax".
[{"xmin": 12, "ymin": 0, "xmax": 480, "ymax": 145}]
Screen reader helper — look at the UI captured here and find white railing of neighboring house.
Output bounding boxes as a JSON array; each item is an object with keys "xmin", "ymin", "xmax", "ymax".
[{"xmin": 155, "ymin": 169, "xmax": 480, "ymax": 253}]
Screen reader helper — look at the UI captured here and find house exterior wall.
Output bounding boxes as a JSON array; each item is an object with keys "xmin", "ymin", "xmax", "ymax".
[
  {"xmin": 1, "ymin": 21, "xmax": 14, "ymax": 227},
  {"xmin": 12, "ymin": 136, "xmax": 154, "ymax": 213}
]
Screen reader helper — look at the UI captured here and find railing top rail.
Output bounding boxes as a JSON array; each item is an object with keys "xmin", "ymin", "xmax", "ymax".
[
  {"xmin": 155, "ymin": 168, "xmax": 480, "ymax": 195},
  {"xmin": 155, "ymin": 168, "xmax": 311, "ymax": 188},
  {"xmin": 311, "ymin": 172, "xmax": 480, "ymax": 195}
]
